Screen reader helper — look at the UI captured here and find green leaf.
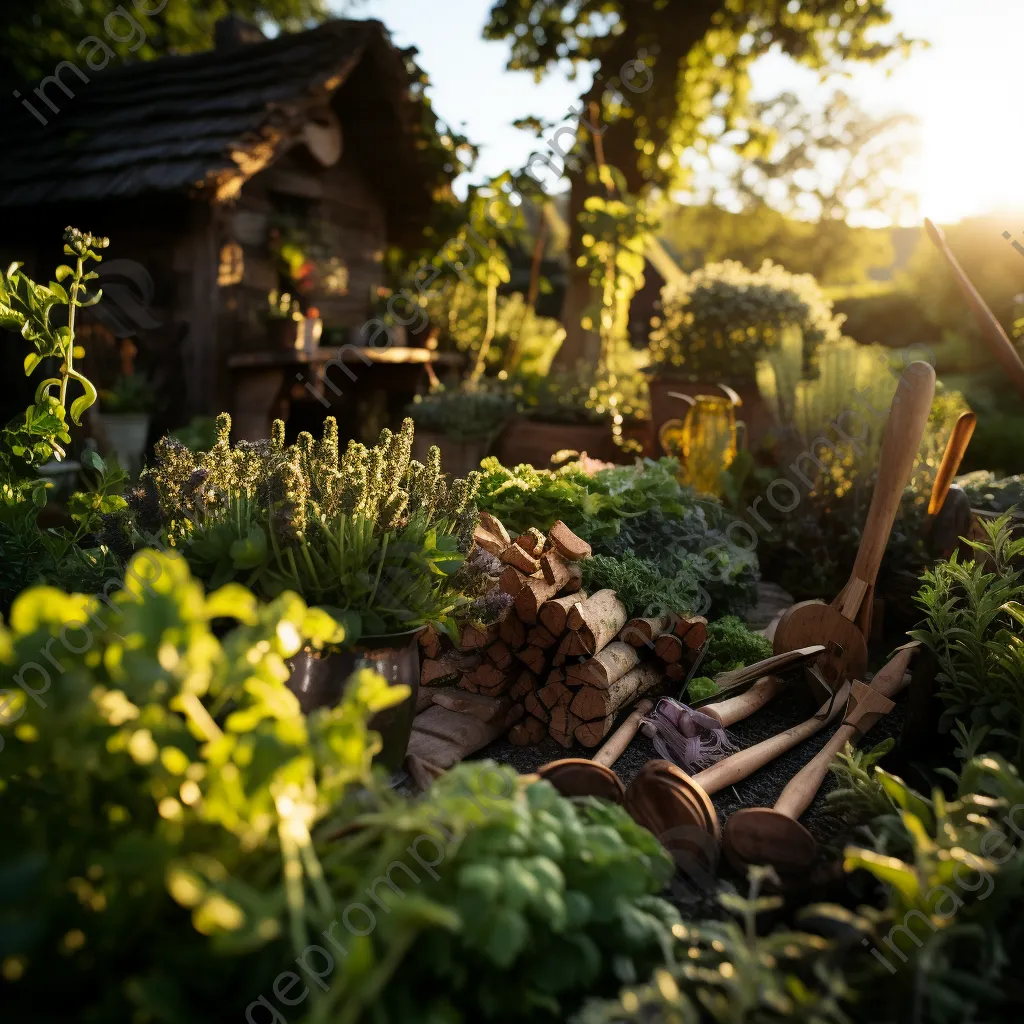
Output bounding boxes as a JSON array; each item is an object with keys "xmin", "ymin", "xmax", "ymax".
[
  {"xmin": 23, "ymin": 353, "xmax": 42, "ymax": 376},
  {"xmin": 82, "ymin": 448, "xmax": 106, "ymax": 473},
  {"xmin": 69, "ymin": 375, "xmax": 99, "ymax": 425}
]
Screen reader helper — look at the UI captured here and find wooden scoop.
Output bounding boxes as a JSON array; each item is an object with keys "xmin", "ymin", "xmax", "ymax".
[
  {"xmin": 625, "ymin": 680, "xmax": 852, "ymax": 868},
  {"xmin": 698, "ymin": 646, "xmax": 825, "ymax": 727},
  {"xmin": 925, "ymin": 218, "xmax": 1024, "ymax": 400},
  {"xmin": 928, "ymin": 411, "xmax": 976, "ymax": 516},
  {"xmin": 722, "ymin": 645, "xmax": 917, "ymax": 880},
  {"xmin": 773, "ymin": 361, "xmax": 936, "ymax": 681}
]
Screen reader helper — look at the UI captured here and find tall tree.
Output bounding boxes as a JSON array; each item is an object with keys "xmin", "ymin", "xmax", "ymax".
[
  {"xmin": 724, "ymin": 89, "xmax": 917, "ymax": 283},
  {"xmin": 485, "ymin": 0, "xmax": 915, "ymax": 367}
]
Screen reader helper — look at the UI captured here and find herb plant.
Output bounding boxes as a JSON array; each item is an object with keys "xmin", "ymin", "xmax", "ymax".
[
  {"xmin": 582, "ymin": 551, "xmax": 707, "ymax": 619},
  {"xmin": 407, "ymin": 385, "xmax": 516, "ymax": 443},
  {"xmin": 130, "ymin": 414, "xmax": 480, "ymax": 640},
  {"xmin": 910, "ymin": 513, "xmax": 1024, "ymax": 767},
  {"xmin": 0, "ymin": 227, "xmax": 106, "ymax": 476},
  {"xmin": 702, "ymin": 616, "xmax": 774, "ymax": 676}
]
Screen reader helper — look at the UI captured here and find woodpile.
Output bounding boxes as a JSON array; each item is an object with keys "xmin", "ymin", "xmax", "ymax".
[{"xmin": 410, "ymin": 515, "xmax": 708, "ymax": 776}]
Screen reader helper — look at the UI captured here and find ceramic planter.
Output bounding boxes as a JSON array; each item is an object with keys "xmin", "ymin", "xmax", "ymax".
[
  {"xmin": 495, "ymin": 417, "xmax": 619, "ymax": 468},
  {"xmin": 285, "ymin": 630, "xmax": 419, "ymax": 771},
  {"xmin": 98, "ymin": 413, "xmax": 150, "ymax": 475},
  {"xmin": 412, "ymin": 431, "xmax": 491, "ymax": 478}
]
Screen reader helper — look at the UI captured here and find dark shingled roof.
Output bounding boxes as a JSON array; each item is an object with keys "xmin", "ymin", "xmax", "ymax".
[{"xmin": 0, "ymin": 19, "xmax": 435, "ymax": 232}]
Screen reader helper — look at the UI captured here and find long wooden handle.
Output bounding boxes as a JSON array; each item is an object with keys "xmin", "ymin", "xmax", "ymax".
[
  {"xmin": 928, "ymin": 411, "xmax": 976, "ymax": 515},
  {"xmin": 851, "ymin": 360, "xmax": 936, "ymax": 586},
  {"xmin": 703, "ymin": 675, "xmax": 785, "ymax": 728},
  {"xmin": 694, "ymin": 680, "xmax": 851, "ymax": 795},
  {"xmin": 925, "ymin": 218, "xmax": 1024, "ymax": 400},
  {"xmin": 773, "ymin": 646, "xmax": 916, "ymax": 820},
  {"xmin": 592, "ymin": 699, "xmax": 653, "ymax": 767}
]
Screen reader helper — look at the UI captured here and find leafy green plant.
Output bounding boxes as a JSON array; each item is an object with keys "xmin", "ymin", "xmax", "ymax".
[
  {"xmin": 100, "ymin": 373, "xmax": 156, "ymax": 415},
  {"xmin": 407, "ymin": 385, "xmax": 516, "ymax": 443},
  {"xmin": 649, "ymin": 259, "xmax": 843, "ymax": 380},
  {"xmin": 0, "ymin": 227, "xmax": 106, "ymax": 476},
  {"xmin": 575, "ymin": 869, "xmax": 854, "ymax": 1024},
  {"xmin": 702, "ymin": 615, "xmax": 774, "ymax": 676},
  {"xmin": 825, "ymin": 738, "xmax": 898, "ymax": 831},
  {"xmin": 842, "ymin": 755, "xmax": 1024, "ymax": 1024},
  {"xmin": 910, "ymin": 513, "xmax": 1024, "ymax": 767},
  {"xmin": 0, "ymin": 552, "xmax": 680, "ymax": 1023},
  {"xmin": 582, "ymin": 551, "xmax": 705, "ymax": 619},
  {"xmin": 129, "ymin": 415, "xmax": 479, "ymax": 640}
]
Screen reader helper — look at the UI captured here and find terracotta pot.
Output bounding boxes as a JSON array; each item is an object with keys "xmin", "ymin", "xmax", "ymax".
[
  {"xmin": 496, "ymin": 417, "xmax": 618, "ymax": 468},
  {"xmin": 412, "ymin": 431, "xmax": 491, "ymax": 478},
  {"xmin": 648, "ymin": 374, "xmax": 773, "ymax": 449},
  {"xmin": 286, "ymin": 631, "xmax": 419, "ymax": 772}
]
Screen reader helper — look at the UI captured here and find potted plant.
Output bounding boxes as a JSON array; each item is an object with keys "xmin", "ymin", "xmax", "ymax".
[
  {"xmin": 125, "ymin": 415, "xmax": 480, "ymax": 765},
  {"xmin": 647, "ymin": 259, "xmax": 844, "ymax": 445},
  {"xmin": 496, "ymin": 370, "xmax": 651, "ymax": 467},
  {"xmin": 407, "ymin": 385, "xmax": 516, "ymax": 476},
  {"xmin": 98, "ymin": 372, "xmax": 155, "ymax": 474}
]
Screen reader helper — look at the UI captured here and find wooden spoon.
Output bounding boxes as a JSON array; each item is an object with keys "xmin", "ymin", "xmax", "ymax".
[
  {"xmin": 773, "ymin": 360, "xmax": 936, "ymax": 679},
  {"xmin": 925, "ymin": 218, "xmax": 1024, "ymax": 400},
  {"xmin": 928, "ymin": 411, "xmax": 976, "ymax": 516},
  {"xmin": 624, "ymin": 680, "xmax": 852, "ymax": 867},
  {"xmin": 722, "ymin": 645, "xmax": 917, "ymax": 880}
]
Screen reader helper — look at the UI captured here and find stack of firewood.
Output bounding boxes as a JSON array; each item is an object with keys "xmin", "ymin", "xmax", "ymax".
[{"xmin": 416, "ymin": 513, "xmax": 706, "ymax": 756}]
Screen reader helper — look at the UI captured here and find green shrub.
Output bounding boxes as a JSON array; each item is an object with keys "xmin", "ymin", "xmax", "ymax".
[
  {"xmin": 648, "ymin": 259, "xmax": 843, "ymax": 379},
  {"xmin": 407, "ymin": 385, "xmax": 516, "ymax": 442}
]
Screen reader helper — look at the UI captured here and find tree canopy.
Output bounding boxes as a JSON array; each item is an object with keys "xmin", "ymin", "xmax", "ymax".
[{"xmin": 485, "ymin": 0, "xmax": 916, "ymax": 364}]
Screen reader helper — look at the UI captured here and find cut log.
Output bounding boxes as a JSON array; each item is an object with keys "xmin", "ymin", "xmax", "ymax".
[
  {"xmin": 418, "ymin": 623, "xmax": 443, "ymax": 659},
  {"xmin": 568, "ymin": 641, "xmax": 640, "ymax": 689},
  {"xmin": 523, "ymin": 690, "xmax": 550, "ymax": 724},
  {"xmin": 516, "ymin": 645, "xmax": 548, "ymax": 674},
  {"xmin": 537, "ymin": 679, "xmax": 573, "ymax": 710},
  {"xmin": 549, "ymin": 706, "xmax": 583, "ymax": 748},
  {"xmin": 569, "ymin": 662, "xmax": 662, "ymax": 722},
  {"xmin": 540, "ymin": 550, "xmax": 572, "ymax": 590},
  {"xmin": 654, "ymin": 632, "xmax": 684, "ymax": 664},
  {"xmin": 486, "ymin": 639, "xmax": 513, "ymax": 671},
  {"xmin": 545, "ymin": 668, "xmax": 566, "ymax": 687},
  {"xmin": 548, "ymin": 520, "xmax": 592, "ymax": 560},
  {"xmin": 473, "ymin": 525, "xmax": 506, "ymax": 556},
  {"xmin": 459, "ymin": 622, "xmax": 498, "ymax": 650},
  {"xmin": 405, "ymin": 753, "xmax": 445, "ymax": 792},
  {"xmin": 416, "ymin": 687, "xmax": 437, "ymax": 713},
  {"xmin": 498, "ymin": 565, "xmax": 528, "ymax": 598},
  {"xmin": 515, "ymin": 576, "xmax": 558, "ymax": 624},
  {"xmin": 561, "ymin": 562, "xmax": 584, "ymax": 594},
  {"xmin": 620, "ymin": 614, "xmax": 673, "ymax": 646},
  {"xmin": 568, "ymin": 590, "xmax": 627, "ymax": 656},
  {"xmin": 421, "ymin": 652, "xmax": 481, "ymax": 687},
  {"xmin": 479, "ymin": 511, "xmax": 511, "ymax": 546},
  {"xmin": 674, "ymin": 614, "xmax": 708, "ymax": 649},
  {"xmin": 665, "ymin": 662, "xmax": 686, "ymax": 682},
  {"xmin": 509, "ymin": 672, "xmax": 534, "ymax": 701},
  {"xmin": 500, "ymin": 543, "xmax": 541, "ymax": 575},
  {"xmin": 509, "ymin": 716, "xmax": 547, "ymax": 746},
  {"xmin": 431, "ymin": 689, "xmax": 514, "ymax": 723},
  {"xmin": 539, "ymin": 592, "xmax": 588, "ymax": 635},
  {"xmin": 575, "ymin": 716, "xmax": 614, "ymax": 748},
  {"xmin": 407, "ymin": 703, "xmax": 523, "ymax": 769},
  {"xmin": 463, "ymin": 662, "xmax": 508, "ymax": 692},
  {"xmin": 526, "ymin": 624, "xmax": 557, "ymax": 649},
  {"xmin": 499, "ymin": 610, "xmax": 527, "ymax": 648}
]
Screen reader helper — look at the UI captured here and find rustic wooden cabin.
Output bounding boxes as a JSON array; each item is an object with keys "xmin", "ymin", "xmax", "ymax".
[{"xmin": 0, "ymin": 16, "xmax": 457, "ymax": 444}]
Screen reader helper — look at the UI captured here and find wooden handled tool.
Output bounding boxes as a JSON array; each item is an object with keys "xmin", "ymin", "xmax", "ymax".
[
  {"xmin": 925, "ymin": 218, "xmax": 1024, "ymax": 400},
  {"xmin": 592, "ymin": 699, "xmax": 653, "ymax": 767},
  {"xmin": 773, "ymin": 361, "xmax": 936, "ymax": 682},
  {"xmin": 623, "ymin": 680, "xmax": 852, "ymax": 867},
  {"xmin": 928, "ymin": 411, "xmax": 976, "ymax": 516},
  {"xmin": 722, "ymin": 645, "xmax": 917, "ymax": 879}
]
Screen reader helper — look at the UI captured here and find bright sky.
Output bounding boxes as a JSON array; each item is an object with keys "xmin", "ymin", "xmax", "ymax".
[{"xmin": 341, "ymin": 0, "xmax": 1024, "ymax": 226}]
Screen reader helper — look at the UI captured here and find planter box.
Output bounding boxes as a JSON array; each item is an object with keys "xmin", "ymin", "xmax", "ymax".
[
  {"xmin": 496, "ymin": 418, "xmax": 619, "ymax": 468},
  {"xmin": 648, "ymin": 374, "xmax": 773, "ymax": 450},
  {"xmin": 286, "ymin": 631, "xmax": 419, "ymax": 772},
  {"xmin": 412, "ymin": 431, "xmax": 491, "ymax": 478},
  {"xmin": 98, "ymin": 413, "xmax": 150, "ymax": 475}
]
